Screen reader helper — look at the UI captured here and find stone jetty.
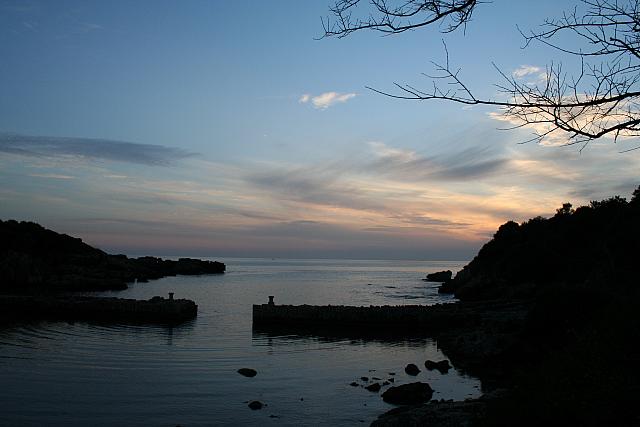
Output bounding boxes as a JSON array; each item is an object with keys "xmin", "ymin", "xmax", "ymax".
[
  {"xmin": 0, "ymin": 294, "xmax": 197, "ymax": 324},
  {"xmin": 252, "ymin": 298, "xmax": 483, "ymax": 333}
]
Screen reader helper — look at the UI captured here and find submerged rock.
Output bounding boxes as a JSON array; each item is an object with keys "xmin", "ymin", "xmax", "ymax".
[
  {"xmin": 381, "ymin": 382, "xmax": 434, "ymax": 405},
  {"xmin": 248, "ymin": 401, "xmax": 263, "ymax": 410},
  {"xmin": 360, "ymin": 376, "xmax": 369, "ymax": 382},
  {"xmin": 238, "ymin": 368, "xmax": 257, "ymax": 377},
  {"xmin": 425, "ymin": 359, "xmax": 451, "ymax": 373},
  {"xmin": 404, "ymin": 363, "xmax": 421, "ymax": 376},
  {"xmin": 350, "ymin": 381, "xmax": 359, "ymax": 387},
  {"xmin": 366, "ymin": 383, "xmax": 382, "ymax": 392},
  {"xmin": 373, "ymin": 397, "xmax": 485, "ymax": 426}
]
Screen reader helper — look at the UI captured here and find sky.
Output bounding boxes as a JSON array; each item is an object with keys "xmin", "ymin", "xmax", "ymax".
[{"xmin": 1, "ymin": 0, "xmax": 638, "ymax": 260}]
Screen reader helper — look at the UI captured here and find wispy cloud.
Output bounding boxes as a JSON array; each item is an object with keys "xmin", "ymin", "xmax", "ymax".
[
  {"xmin": 512, "ymin": 65, "xmax": 546, "ymax": 80},
  {"xmin": 367, "ymin": 141, "xmax": 509, "ymax": 181},
  {"xmin": 28, "ymin": 173, "xmax": 75, "ymax": 180},
  {"xmin": 299, "ymin": 94, "xmax": 311, "ymax": 103},
  {"xmin": 245, "ymin": 166, "xmax": 383, "ymax": 211},
  {"xmin": 299, "ymin": 91, "xmax": 357, "ymax": 109},
  {"xmin": 0, "ymin": 132, "xmax": 195, "ymax": 166}
]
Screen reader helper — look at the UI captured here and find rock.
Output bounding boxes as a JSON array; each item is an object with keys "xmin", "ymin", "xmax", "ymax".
[
  {"xmin": 426, "ymin": 270, "xmax": 452, "ymax": 282},
  {"xmin": 381, "ymin": 382, "xmax": 434, "ymax": 405},
  {"xmin": 365, "ymin": 383, "xmax": 381, "ymax": 392},
  {"xmin": 372, "ymin": 397, "xmax": 486, "ymax": 426},
  {"xmin": 248, "ymin": 401, "xmax": 263, "ymax": 410},
  {"xmin": 238, "ymin": 368, "xmax": 257, "ymax": 377},
  {"xmin": 388, "ymin": 372, "xmax": 395, "ymax": 375},
  {"xmin": 424, "ymin": 359, "xmax": 451, "ymax": 373},
  {"xmin": 437, "ymin": 280, "xmax": 458, "ymax": 294},
  {"xmin": 360, "ymin": 376, "xmax": 369, "ymax": 382},
  {"xmin": 388, "ymin": 378, "xmax": 395, "ymax": 382},
  {"xmin": 372, "ymin": 376, "xmax": 381, "ymax": 380},
  {"xmin": 383, "ymin": 381, "xmax": 390, "ymax": 386},
  {"xmin": 350, "ymin": 381, "xmax": 359, "ymax": 387},
  {"xmin": 404, "ymin": 363, "xmax": 421, "ymax": 376}
]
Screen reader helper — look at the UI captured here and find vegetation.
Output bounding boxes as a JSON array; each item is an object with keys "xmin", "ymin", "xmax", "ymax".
[
  {"xmin": 448, "ymin": 186, "xmax": 640, "ymax": 301},
  {"xmin": 0, "ymin": 219, "xmax": 225, "ymax": 293},
  {"xmin": 434, "ymin": 187, "xmax": 640, "ymax": 425}
]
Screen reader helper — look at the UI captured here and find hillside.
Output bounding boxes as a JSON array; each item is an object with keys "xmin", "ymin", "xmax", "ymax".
[
  {"xmin": 442, "ymin": 188, "xmax": 639, "ymax": 301},
  {"xmin": 0, "ymin": 220, "xmax": 225, "ymax": 293}
]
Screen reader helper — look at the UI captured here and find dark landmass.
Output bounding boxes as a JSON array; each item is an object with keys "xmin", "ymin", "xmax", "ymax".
[
  {"xmin": 0, "ymin": 219, "xmax": 225, "ymax": 293},
  {"xmin": 444, "ymin": 194, "xmax": 638, "ymax": 301},
  {"xmin": 0, "ymin": 294, "xmax": 197, "ymax": 324},
  {"xmin": 254, "ymin": 189, "xmax": 640, "ymax": 426},
  {"xmin": 0, "ymin": 219, "xmax": 225, "ymax": 324},
  {"xmin": 377, "ymin": 190, "xmax": 640, "ymax": 426}
]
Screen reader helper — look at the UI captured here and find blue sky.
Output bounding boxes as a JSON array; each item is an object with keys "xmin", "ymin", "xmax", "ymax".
[{"xmin": 1, "ymin": 0, "xmax": 638, "ymax": 259}]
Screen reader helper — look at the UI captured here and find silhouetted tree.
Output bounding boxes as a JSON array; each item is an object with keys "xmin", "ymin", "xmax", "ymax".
[
  {"xmin": 555, "ymin": 203, "xmax": 574, "ymax": 216},
  {"xmin": 632, "ymin": 185, "xmax": 640, "ymax": 203},
  {"xmin": 323, "ymin": 0, "xmax": 640, "ymax": 150}
]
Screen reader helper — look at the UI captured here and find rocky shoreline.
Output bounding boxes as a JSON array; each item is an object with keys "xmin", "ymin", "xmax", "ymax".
[
  {"xmin": 1, "ymin": 219, "xmax": 225, "ymax": 293},
  {"xmin": 0, "ymin": 219, "xmax": 225, "ymax": 324}
]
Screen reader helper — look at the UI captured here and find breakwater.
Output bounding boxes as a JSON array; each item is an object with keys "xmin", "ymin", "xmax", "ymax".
[
  {"xmin": 0, "ymin": 294, "xmax": 197, "ymax": 324},
  {"xmin": 252, "ymin": 300, "xmax": 476, "ymax": 333}
]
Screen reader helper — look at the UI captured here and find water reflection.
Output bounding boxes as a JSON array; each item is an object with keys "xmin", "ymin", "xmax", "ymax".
[{"xmin": 252, "ymin": 327, "xmax": 433, "ymax": 347}]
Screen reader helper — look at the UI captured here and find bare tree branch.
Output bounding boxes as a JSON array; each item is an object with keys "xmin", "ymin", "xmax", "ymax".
[
  {"xmin": 321, "ymin": 0, "xmax": 479, "ymax": 38},
  {"xmin": 324, "ymin": 0, "xmax": 640, "ymax": 148}
]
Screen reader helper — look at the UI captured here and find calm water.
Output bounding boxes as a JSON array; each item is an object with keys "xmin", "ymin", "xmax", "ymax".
[{"xmin": 0, "ymin": 258, "xmax": 481, "ymax": 426}]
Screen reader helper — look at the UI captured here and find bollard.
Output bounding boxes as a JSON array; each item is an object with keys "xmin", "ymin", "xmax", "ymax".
[
  {"xmin": 268, "ymin": 295, "xmax": 274, "ymax": 306},
  {"xmin": 168, "ymin": 292, "xmax": 174, "ymax": 300}
]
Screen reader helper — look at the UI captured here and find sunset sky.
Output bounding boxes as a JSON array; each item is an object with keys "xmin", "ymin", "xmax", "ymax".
[{"xmin": 1, "ymin": 0, "xmax": 638, "ymax": 259}]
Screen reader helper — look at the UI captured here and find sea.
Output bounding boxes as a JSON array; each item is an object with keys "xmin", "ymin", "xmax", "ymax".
[{"xmin": 0, "ymin": 258, "xmax": 482, "ymax": 426}]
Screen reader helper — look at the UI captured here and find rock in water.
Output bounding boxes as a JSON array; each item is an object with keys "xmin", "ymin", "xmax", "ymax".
[
  {"xmin": 381, "ymin": 382, "xmax": 434, "ymax": 405},
  {"xmin": 426, "ymin": 270, "xmax": 452, "ymax": 282},
  {"xmin": 365, "ymin": 383, "xmax": 381, "ymax": 392},
  {"xmin": 238, "ymin": 368, "xmax": 257, "ymax": 377},
  {"xmin": 424, "ymin": 359, "xmax": 451, "ymax": 373},
  {"xmin": 248, "ymin": 401, "xmax": 263, "ymax": 410},
  {"xmin": 404, "ymin": 363, "xmax": 421, "ymax": 376}
]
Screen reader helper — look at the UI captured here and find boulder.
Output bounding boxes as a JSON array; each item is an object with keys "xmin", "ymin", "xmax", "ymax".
[
  {"xmin": 381, "ymin": 382, "xmax": 434, "ymax": 405},
  {"xmin": 365, "ymin": 383, "xmax": 381, "ymax": 392},
  {"xmin": 238, "ymin": 368, "xmax": 257, "ymax": 377},
  {"xmin": 426, "ymin": 270, "xmax": 453, "ymax": 282},
  {"xmin": 404, "ymin": 363, "xmax": 421, "ymax": 376},
  {"xmin": 248, "ymin": 401, "xmax": 263, "ymax": 410},
  {"xmin": 424, "ymin": 359, "xmax": 451, "ymax": 373}
]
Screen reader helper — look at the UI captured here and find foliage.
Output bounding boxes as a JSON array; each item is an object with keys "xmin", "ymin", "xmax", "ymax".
[{"xmin": 449, "ymin": 185, "xmax": 640, "ymax": 300}]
